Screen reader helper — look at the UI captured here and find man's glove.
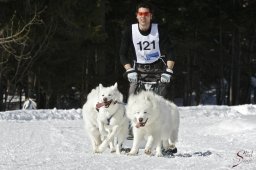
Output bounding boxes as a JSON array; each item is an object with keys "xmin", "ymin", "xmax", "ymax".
[
  {"xmin": 161, "ymin": 68, "xmax": 173, "ymax": 83},
  {"xmin": 126, "ymin": 68, "xmax": 138, "ymax": 83}
]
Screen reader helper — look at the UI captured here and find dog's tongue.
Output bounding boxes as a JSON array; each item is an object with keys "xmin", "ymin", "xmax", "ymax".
[
  {"xmin": 135, "ymin": 122, "xmax": 144, "ymax": 128},
  {"xmin": 96, "ymin": 102, "xmax": 105, "ymax": 109},
  {"xmin": 135, "ymin": 123, "xmax": 141, "ymax": 128},
  {"xmin": 96, "ymin": 100, "xmax": 112, "ymax": 109}
]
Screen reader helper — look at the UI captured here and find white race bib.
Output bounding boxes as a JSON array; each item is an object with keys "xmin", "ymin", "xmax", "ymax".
[{"xmin": 132, "ymin": 23, "xmax": 161, "ymax": 64}]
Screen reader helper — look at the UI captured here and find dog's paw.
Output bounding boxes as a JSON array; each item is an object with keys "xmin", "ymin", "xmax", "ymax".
[
  {"xmin": 144, "ymin": 149, "xmax": 152, "ymax": 155},
  {"xmin": 93, "ymin": 147, "xmax": 99, "ymax": 153},
  {"xmin": 115, "ymin": 149, "xmax": 121, "ymax": 155},
  {"xmin": 155, "ymin": 151, "xmax": 163, "ymax": 157},
  {"xmin": 94, "ymin": 148, "xmax": 103, "ymax": 153},
  {"xmin": 127, "ymin": 152, "xmax": 137, "ymax": 156},
  {"xmin": 127, "ymin": 149, "xmax": 139, "ymax": 156},
  {"xmin": 110, "ymin": 149, "xmax": 116, "ymax": 153},
  {"xmin": 95, "ymin": 145, "xmax": 105, "ymax": 153}
]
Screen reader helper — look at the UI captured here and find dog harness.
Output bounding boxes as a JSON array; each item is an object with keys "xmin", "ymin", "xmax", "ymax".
[{"xmin": 95, "ymin": 101, "xmax": 125, "ymax": 125}]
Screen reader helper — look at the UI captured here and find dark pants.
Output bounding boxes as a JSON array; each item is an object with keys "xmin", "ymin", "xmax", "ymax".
[
  {"xmin": 128, "ymin": 59, "xmax": 169, "ymax": 98},
  {"xmin": 129, "ymin": 82, "xmax": 168, "ymax": 97}
]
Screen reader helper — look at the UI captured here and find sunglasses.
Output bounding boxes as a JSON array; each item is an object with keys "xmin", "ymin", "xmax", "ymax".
[{"xmin": 137, "ymin": 12, "xmax": 150, "ymax": 17}]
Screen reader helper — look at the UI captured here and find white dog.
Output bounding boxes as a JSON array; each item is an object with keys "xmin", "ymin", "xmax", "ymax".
[
  {"xmin": 23, "ymin": 98, "xmax": 37, "ymax": 110},
  {"xmin": 126, "ymin": 91, "xmax": 180, "ymax": 157},
  {"xmin": 82, "ymin": 83, "xmax": 129, "ymax": 154}
]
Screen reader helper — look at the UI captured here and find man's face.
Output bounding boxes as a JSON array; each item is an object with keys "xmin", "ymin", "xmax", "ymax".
[{"xmin": 136, "ymin": 7, "xmax": 152, "ymax": 28}]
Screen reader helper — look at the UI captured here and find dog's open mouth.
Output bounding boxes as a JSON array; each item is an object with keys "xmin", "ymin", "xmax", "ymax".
[
  {"xmin": 103, "ymin": 100, "xmax": 112, "ymax": 108},
  {"xmin": 135, "ymin": 118, "xmax": 148, "ymax": 128},
  {"xmin": 96, "ymin": 100, "xmax": 113, "ymax": 109}
]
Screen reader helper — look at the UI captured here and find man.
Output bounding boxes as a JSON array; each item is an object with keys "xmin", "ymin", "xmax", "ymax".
[
  {"xmin": 120, "ymin": 2, "xmax": 175, "ymax": 98},
  {"xmin": 120, "ymin": 2, "xmax": 175, "ymax": 140}
]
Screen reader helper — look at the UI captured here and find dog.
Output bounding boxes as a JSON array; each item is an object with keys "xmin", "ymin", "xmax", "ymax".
[
  {"xmin": 82, "ymin": 83, "xmax": 129, "ymax": 154},
  {"xmin": 22, "ymin": 98, "xmax": 37, "ymax": 110},
  {"xmin": 126, "ymin": 91, "xmax": 180, "ymax": 157}
]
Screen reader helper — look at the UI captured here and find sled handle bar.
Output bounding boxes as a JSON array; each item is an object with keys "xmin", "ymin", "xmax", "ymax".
[
  {"xmin": 138, "ymin": 81, "xmax": 159, "ymax": 84},
  {"xmin": 123, "ymin": 70, "xmax": 164, "ymax": 78}
]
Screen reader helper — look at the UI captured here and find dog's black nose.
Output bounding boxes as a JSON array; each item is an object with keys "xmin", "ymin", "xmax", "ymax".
[
  {"xmin": 103, "ymin": 97, "xmax": 108, "ymax": 102},
  {"xmin": 139, "ymin": 118, "xmax": 143, "ymax": 122}
]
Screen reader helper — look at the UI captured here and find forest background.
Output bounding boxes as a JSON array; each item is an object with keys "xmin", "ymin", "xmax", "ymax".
[{"xmin": 0, "ymin": 0, "xmax": 256, "ymax": 110}]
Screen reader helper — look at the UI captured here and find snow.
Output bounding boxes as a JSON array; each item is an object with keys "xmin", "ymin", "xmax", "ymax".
[{"xmin": 0, "ymin": 105, "xmax": 256, "ymax": 170}]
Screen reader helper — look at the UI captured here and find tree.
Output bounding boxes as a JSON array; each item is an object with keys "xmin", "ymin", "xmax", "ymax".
[{"xmin": 0, "ymin": 4, "xmax": 50, "ymax": 110}]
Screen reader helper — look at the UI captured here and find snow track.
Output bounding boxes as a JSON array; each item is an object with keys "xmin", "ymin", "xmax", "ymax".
[{"xmin": 0, "ymin": 105, "xmax": 255, "ymax": 169}]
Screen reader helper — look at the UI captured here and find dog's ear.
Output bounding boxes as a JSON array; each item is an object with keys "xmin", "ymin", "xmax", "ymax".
[
  {"xmin": 144, "ymin": 92, "xmax": 151, "ymax": 102},
  {"xmin": 113, "ymin": 82, "xmax": 118, "ymax": 89},
  {"xmin": 115, "ymin": 85, "xmax": 124, "ymax": 102},
  {"xmin": 144, "ymin": 92, "xmax": 157, "ymax": 108},
  {"xmin": 99, "ymin": 84, "xmax": 103, "ymax": 90},
  {"xmin": 117, "ymin": 94, "xmax": 123, "ymax": 102}
]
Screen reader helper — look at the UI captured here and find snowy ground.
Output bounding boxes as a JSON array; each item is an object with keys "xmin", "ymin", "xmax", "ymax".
[{"xmin": 0, "ymin": 105, "xmax": 256, "ymax": 170}]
